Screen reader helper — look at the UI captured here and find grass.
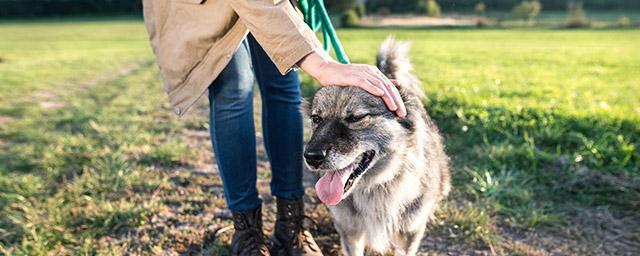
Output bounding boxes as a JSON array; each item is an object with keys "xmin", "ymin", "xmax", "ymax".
[
  {"xmin": 0, "ymin": 18, "xmax": 151, "ymax": 100},
  {"xmin": 303, "ymin": 28, "xmax": 640, "ymax": 253},
  {"xmin": 1, "ymin": 17, "xmax": 639, "ymax": 255}
]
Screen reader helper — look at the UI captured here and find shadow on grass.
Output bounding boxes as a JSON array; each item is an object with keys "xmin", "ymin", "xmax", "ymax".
[{"xmin": 426, "ymin": 95, "xmax": 639, "ymax": 245}]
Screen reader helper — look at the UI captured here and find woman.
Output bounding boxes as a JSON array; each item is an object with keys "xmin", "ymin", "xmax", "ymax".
[{"xmin": 142, "ymin": 1, "xmax": 405, "ymax": 255}]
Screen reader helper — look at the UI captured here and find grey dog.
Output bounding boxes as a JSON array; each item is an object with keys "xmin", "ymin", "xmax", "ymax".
[{"xmin": 302, "ymin": 37, "xmax": 451, "ymax": 256}]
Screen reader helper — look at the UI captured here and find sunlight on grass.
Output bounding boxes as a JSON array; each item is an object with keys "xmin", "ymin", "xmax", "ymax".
[{"xmin": 1, "ymin": 19, "xmax": 638, "ymax": 254}]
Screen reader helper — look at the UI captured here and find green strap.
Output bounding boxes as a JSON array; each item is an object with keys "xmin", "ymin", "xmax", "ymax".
[{"xmin": 298, "ymin": 0, "xmax": 350, "ymax": 64}]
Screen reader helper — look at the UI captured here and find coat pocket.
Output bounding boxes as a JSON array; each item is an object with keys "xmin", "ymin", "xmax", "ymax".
[{"xmin": 174, "ymin": 0, "xmax": 205, "ymax": 4}]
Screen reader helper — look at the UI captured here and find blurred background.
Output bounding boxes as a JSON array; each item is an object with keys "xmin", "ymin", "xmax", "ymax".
[{"xmin": 0, "ymin": 0, "xmax": 638, "ymax": 255}]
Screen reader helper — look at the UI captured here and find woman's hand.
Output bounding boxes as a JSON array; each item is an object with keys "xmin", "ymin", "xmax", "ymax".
[{"xmin": 298, "ymin": 49, "xmax": 406, "ymax": 118}]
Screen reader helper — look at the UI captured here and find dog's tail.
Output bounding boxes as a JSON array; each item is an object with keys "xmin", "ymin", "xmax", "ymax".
[{"xmin": 376, "ymin": 36, "xmax": 424, "ymax": 98}]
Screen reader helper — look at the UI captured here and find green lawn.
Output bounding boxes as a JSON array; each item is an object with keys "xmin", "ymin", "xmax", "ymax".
[
  {"xmin": 0, "ymin": 18, "xmax": 638, "ymax": 255},
  {"xmin": 0, "ymin": 19, "xmax": 152, "ymax": 100}
]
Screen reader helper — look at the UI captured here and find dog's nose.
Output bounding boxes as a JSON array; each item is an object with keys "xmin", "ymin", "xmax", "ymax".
[{"xmin": 304, "ymin": 149, "xmax": 327, "ymax": 168}]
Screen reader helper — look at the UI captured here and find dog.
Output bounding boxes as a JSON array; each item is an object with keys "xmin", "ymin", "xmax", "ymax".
[{"xmin": 302, "ymin": 37, "xmax": 451, "ymax": 256}]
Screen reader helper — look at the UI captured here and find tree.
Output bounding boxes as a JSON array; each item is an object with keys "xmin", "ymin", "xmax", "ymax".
[
  {"xmin": 566, "ymin": 0, "xmax": 590, "ymax": 28},
  {"xmin": 354, "ymin": 3, "xmax": 366, "ymax": 18},
  {"xmin": 474, "ymin": 1, "xmax": 487, "ymax": 15},
  {"xmin": 418, "ymin": 0, "xmax": 441, "ymax": 17},
  {"xmin": 341, "ymin": 10, "xmax": 360, "ymax": 27},
  {"xmin": 513, "ymin": 0, "xmax": 542, "ymax": 24},
  {"xmin": 324, "ymin": 0, "xmax": 357, "ymax": 14}
]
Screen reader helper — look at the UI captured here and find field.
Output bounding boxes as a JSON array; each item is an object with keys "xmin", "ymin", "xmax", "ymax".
[{"xmin": 0, "ymin": 18, "xmax": 638, "ymax": 255}]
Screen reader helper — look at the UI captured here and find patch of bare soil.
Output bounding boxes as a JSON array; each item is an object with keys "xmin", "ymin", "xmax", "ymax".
[
  {"xmin": 359, "ymin": 15, "xmax": 480, "ymax": 27},
  {"xmin": 565, "ymin": 207, "xmax": 640, "ymax": 256},
  {"xmin": 419, "ymin": 226, "xmax": 493, "ymax": 256},
  {"xmin": 0, "ymin": 115, "xmax": 14, "ymax": 126},
  {"xmin": 495, "ymin": 205, "xmax": 640, "ymax": 256},
  {"xmin": 493, "ymin": 166, "xmax": 640, "ymax": 256}
]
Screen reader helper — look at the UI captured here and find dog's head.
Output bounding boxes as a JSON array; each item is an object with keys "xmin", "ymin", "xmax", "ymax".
[{"xmin": 303, "ymin": 86, "xmax": 418, "ymax": 205}]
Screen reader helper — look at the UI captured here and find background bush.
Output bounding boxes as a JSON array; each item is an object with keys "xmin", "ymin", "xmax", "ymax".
[
  {"xmin": 419, "ymin": 0, "xmax": 442, "ymax": 17},
  {"xmin": 367, "ymin": 0, "xmax": 421, "ymax": 14},
  {"xmin": 475, "ymin": 1, "xmax": 487, "ymax": 15},
  {"xmin": 512, "ymin": 0, "xmax": 542, "ymax": 21},
  {"xmin": 324, "ymin": 0, "xmax": 357, "ymax": 14},
  {"xmin": 341, "ymin": 10, "xmax": 360, "ymax": 27},
  {"xmin": 0, "ymin": 0, "xmax": 142, "ymax": 18},
  {"xmin": 0, "ymin": 0, "xmax": 639, "ymax": 18},
  {"xmin": 354, "ymin": 3, "xmax": 367, "ymax": 18},
  {"xmin": 617, "ymin": 16, "xmax": 631, "ymax": 27},
  {"xmin": 566, "ymin": 0, "xmax": 591, "ymax": 28}
]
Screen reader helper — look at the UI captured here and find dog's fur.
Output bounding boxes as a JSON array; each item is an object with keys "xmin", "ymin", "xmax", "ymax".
[{"xmin": 303, "ymin": 37, "xmax": 450, "ymax": 256}]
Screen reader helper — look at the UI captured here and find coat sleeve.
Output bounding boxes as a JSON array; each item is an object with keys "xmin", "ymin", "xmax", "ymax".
[{"xmin": 227, "ymin": 0, "xmax": 323, "ymax": 75}]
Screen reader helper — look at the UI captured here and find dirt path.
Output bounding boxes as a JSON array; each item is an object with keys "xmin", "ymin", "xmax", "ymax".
[{"xmin": 358, "ymin": 15, "xmax": 480, "ymax": 27}]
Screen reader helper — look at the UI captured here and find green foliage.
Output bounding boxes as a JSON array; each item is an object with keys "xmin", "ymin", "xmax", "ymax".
[
  {"xmin": 0, "ymin": 0, "xmax": 143, "ymax": 18},
  {"xmin": 1, "ymin": 0, "xmax": 640, "ymax": 17},
  {"xmin": 418, "ymin": 0, "xmax": 441, "ymax": 17},
  {"xmin": 513, "ymin": 0, "xmax": 542, "ymax": 21},
  {"xmin": 366, "ymin": 0, "xmax": 421, "ymax": 14},
  {"xmin": 566, "ymin": 0, "xmax": 591, "ymax": 28},
  {"xmin": 354, "ymin": 3, "xmax": 366, "ymax": 18},
  {"xmin": 475, "ymin": 1, "xmax": 487, "ymax": 15},
  {"xmin": 443, "ymin": 0, "xmax": 640, "ymax": 11},
  {"xmin": 617, "ymin": 16, "xmax": 631, "ymax": 27},
  {"xmin": 427, "ymin": 0, "xmax": 442, "ymax": 17},
  {"xmin": 376, "ymin": 7, "xmax": 392, "ymax": 16},
  {"xmin": 341, "ymin": 10, "xmax": 360, "ymax": 28},
  {"xmin": 324, "ymin": 0, "xmax": 356, "ymax": 14}
]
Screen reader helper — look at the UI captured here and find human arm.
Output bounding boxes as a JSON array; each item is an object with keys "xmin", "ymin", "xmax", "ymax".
[
  {"xmin": 298, "ymin": 49, "xmax": 406, "ymax": 117},
  {"xmin": 228, "ymin": 0, "xmax": 405, "ymax": 117}
]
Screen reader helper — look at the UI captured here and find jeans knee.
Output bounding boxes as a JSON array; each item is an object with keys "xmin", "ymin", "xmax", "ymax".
[
  {"xmin": 265, "ymin": 89, "xmax": 301, "ymax": 105},
  {"xmin": 262, "ymin": 77, "xmax": 301, "ymax": 105}
]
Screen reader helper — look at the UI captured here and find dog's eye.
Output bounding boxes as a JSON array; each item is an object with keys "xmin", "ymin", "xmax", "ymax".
[
  {"xmin": 311, "ymin": 115, "xmax": 322, "ymax": 124},
  {"xmin": 345, "ymin": 114, "xmax": 368, "ymax": 123}
]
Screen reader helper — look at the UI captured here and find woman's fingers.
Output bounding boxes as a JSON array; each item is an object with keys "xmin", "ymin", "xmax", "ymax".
[
  {"xmin": 367, "ymin": 67, "xmax": 406, "ymax": 117},
  {"xmin": 354, "ymin": 77, "xmax": 385, "ymax": 96},
  {"xmin": 326, "ymin": 63, "xmax": 407, "ymax": 118},
  {"xmin": 363, "ymin": 73, "xmax": 397, "ymax": 112},
  {"xmin": 377, "ymin": 75, "xmax": 406, "ymax": 117},
  {"xmin": 386, "ymin": 81, "xmax": 406, "ymax": 117}
]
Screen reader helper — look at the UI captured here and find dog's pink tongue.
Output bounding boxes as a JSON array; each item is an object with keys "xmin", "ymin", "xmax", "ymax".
[{"xmin": 315, "ymin": 170, "xmax": 346, "ymax": 205}]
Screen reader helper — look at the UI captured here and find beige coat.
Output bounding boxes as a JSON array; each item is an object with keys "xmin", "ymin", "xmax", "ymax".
[{"xmin": 143, "ymin": 0, "xmax": 322, "ymax": 116}]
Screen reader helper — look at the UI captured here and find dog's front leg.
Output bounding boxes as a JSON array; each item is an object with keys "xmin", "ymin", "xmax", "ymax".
[
  {"xmin": 392, "ymin": 228, "xmax": 425, "ymax": 256},
  {"xmin": 339, "ymin": 232, "xmax": 365, "ymax": 256},
  {"xmin": 334, "ymin": 224, "xmax": 365, "ymax": 256}
]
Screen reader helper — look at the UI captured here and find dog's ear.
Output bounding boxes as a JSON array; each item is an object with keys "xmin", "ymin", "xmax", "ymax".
[{"xmin": 300, "ymin": 97, "xmax": 312, "ymax": 117}]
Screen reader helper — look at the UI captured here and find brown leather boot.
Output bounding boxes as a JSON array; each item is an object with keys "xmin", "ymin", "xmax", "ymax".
[
  {"xmin": 273, "ymin": 198, "xmax": 323, "ymax": 256},
  {"xmin": 230, "ymin": 205, "xmax": 271, "ymax": 256}
]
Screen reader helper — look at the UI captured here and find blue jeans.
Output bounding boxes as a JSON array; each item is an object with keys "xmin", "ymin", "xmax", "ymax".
[{"xmin": 208, "ymin": 34, "xmax": 304, "ymax": 211}]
